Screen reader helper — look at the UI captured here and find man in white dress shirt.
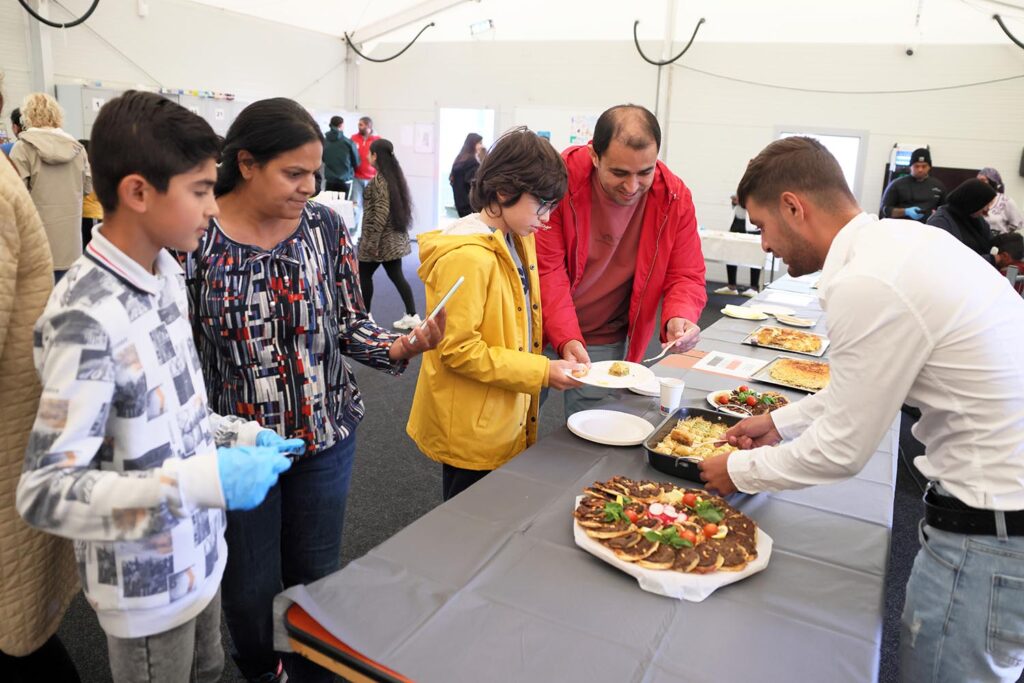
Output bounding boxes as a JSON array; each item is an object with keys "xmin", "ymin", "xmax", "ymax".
[{"xmin": 700, "ymin": 136, "xmax": 1024, "ymax": 683}]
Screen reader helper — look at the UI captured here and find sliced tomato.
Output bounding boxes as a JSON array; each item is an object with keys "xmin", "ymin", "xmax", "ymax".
[
  {"xmin": 745, "ymin": 395, "xmax": 758, "ymax": 406},
  {"xmin": 738, "ymin": 385, "xmax": 749, "ymax": 393},
  {"xmin": 681, "ymin": 529, "xmax": 697, "ymax": 545},
  {"xmin": 703, "ymin": 523, "xmax": 719, "ymax": 538},
  {"xmin": 716, "ymin": 394, "xmax": 730, "ymax": 405},
  {"xmin": 624, "ymin": 509, "xmax": 639, "ymax": 524},
  {"xmin": 682, "ymin": 492, "xmax": 698, "ymax": 508}
]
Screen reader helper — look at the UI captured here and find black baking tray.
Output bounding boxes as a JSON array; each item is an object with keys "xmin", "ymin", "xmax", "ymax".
[{"xmin": 643, "ymin": 407, "xmax": 742, "ymax": 483}]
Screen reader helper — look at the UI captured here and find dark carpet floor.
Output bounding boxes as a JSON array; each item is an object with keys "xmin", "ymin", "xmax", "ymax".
[{"xmin": 56, "ymin": 253, "xmax": 926, "ymax": 683}]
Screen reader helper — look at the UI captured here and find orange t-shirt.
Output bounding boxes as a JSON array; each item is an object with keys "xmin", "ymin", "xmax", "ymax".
[{"xmin": 572, "ymin": 175, "xmax": 647, "ymax": 345}]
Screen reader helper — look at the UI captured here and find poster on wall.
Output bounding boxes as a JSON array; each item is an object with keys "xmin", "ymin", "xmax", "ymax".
[
  {"xmin": 414, "ymin": 123, "xmax": 434, "ymax": 154},
  {"xmin": 569, "ymin": 114, "xmax": 597, "ymax": 145}
]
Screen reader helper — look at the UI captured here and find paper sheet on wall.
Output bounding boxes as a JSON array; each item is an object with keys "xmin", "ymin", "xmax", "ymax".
[{"xmin": 691, "ymin": 350, "xmax": 768, "ymax": 379}]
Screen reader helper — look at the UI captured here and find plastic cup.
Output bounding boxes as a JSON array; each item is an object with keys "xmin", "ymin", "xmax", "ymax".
[{"xmin": 659, "ymin": 378, "xmax": 685, "ymax": 415}]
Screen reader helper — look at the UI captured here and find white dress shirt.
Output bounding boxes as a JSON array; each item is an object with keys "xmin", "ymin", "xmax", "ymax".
[{"xmin": 728, "ymin": 213, "xmax": 1024, "ymax": 510}]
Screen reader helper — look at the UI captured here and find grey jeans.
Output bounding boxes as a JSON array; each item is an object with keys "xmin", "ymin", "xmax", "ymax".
[
  {"xmin": 543, "ymin": 340, "xmax": 627, "ymax": 417},
  {"xmin": 106, "ymin": 590, "xmax": 224, "ymax": 683}
]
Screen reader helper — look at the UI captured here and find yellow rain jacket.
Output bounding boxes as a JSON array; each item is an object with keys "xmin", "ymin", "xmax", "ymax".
[{"xmin": 407, "ymin": 214, "xmax": 549, "ymax": 470}]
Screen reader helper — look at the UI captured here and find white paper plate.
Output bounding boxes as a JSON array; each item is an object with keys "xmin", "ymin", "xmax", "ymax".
[
  {"xmin": 706, "ymin": 390, "xmax": 754, "ymax": 417},
  {"xmin": 628, "ymin": 374, "xmax": 662, "ymax": 397},
  {"xmin": 773, "ymin": 314, "xmax": 816, "ymax": 328},
  {"xmin": 748, "ymin": 303, "xmax": 795, "ymax": 316},
  {"xmin": 573, "ymin": 496, "xmax": 773, "ymax": 602},
  {"xmin": 572, "ymin": 361, "xmax": 655, "ymax": 390},
  {"xmin": 720, "ymin": 305, "xmax": 769, "ymax": 321},
  {"xmin": 566, "ymin": 410, "xmax": 653, "ymax": 446}
]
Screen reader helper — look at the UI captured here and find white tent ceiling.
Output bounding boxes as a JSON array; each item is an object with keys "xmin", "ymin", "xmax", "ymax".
[{"xmin": 186, "ymin": 0, "xmax": 1024, "ymax": 46}]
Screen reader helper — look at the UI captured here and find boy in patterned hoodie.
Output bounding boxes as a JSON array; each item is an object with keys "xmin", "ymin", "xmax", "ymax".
[{"xmin": 16, "ymin": 91, "xmax": 303, "ymax": 683}]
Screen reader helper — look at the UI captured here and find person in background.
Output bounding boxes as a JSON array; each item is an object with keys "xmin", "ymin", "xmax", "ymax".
[
  {"xmin": 714, "ymin": 193, "xmax": 761, "ymax": 297},
  {"xmin": 17, "ymin": 90, "xmax": 296, "ymax": 683},
  {"xmin": 322, "ymin": 115, "xmax": 359, "ymax": 195},
  {"xmin": 184, "ymin": 98, "xmax": 444, "ymax": 683},
  {"xmin": 358, "ymin": 138, "xmax": 420, "ymax": 329},
  {"xmin": 537, "ymin": 104, "xmax": 706, "ymax": 417},
  {"xmin": 993, "ymin": 231, "xmax": 1024, "ymax": 294},
  {"xmin": 880, "ymin": 147, "xmax": 946, "ymax": 222},
  {"xmin": 700, "ymin": 135, "xmax": 1024, "ymax": 683},
  {"xmin": 79, "ymin": 139, "xmax": 103, "ymax": 248},
  {"xmin": 1, "ymin": 107, "xmax": 21, "ymax": 155},
  {"xmin": 0, "ymin": 73, "xmax": 81, "ymax": 683},
  {"xmin": 449, "ymin": 132, "xmax": 483, "ymax": 217},
  {"xmin": 9, "ymin": 93, "xmax": 91, "ymax": 280},
  {"xmin": 977, "ymin": 167, "xmax": 1024, "ymax": 235},
  {"xmin": 408, "ymin": 127, "xmax": 581, "ymax": 500},
  {"xmin": 926, "ymin": 178, "xmax": 997, "ymax": 264},
  {"xmin": 350, "ymin": 115, "xmax": 380, "ymax": 237}
]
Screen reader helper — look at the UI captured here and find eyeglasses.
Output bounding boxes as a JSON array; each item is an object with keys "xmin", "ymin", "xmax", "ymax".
[{"xmin": 535, "ymin": 197, "xmax": 559, "ymax": 218}]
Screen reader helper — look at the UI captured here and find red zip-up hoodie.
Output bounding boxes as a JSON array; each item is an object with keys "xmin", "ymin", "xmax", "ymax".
[{"xmin": 536, "ymin": 145, "xmax": 706, "ymax": 362}]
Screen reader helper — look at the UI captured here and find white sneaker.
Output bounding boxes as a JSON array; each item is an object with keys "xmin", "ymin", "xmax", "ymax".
[
  {"xmin": 741, "ymin": 288, "xmax": 758, "ymax": 298},
  {"xmin": 393, "ymin": 313, "xmax": 421, "ymax": 330},
  {"xmin": 714, "ymin": 285, "xmax": 739, "ymax": 295}
]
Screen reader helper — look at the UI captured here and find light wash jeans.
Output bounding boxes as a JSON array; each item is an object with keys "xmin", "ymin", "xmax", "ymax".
[
  {"xmin": 106, "ymin": 590, "xmax": 223, "ymax": 683},
  {"xmin": 542, "ymin": 340, "xmax": 627, "ymax": 417},
  {"xmin": 899, "ymin": 520, "xmax": 1024, "ymax": 682},
  {"xmin": 350, "ymin": 177, "xmax": 370, "ymax": 240}
]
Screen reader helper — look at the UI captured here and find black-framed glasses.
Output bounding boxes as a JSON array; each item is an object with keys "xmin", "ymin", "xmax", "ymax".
[{"xmin": 535, "ymin": 197, "xmax": 559, "ymax": 218}]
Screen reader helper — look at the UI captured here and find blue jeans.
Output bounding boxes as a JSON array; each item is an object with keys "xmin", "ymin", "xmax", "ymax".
[
  {"xmin": 899, "ymin": 520, "xmax": 1024, "ymax": 682},
  {"xmin": 351, "ymin": 178, "xmax": 369, "ymax": 240},
  {"xmin": 221, "ymin": 433, "xmax": 356, "ymax": 683}
]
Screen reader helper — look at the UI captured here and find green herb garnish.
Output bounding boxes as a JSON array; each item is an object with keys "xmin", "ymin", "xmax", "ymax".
[
  {"xmin": 642, "ymin": 526, "xmax": 694, "ymax": 548},
  {"xmin": 695, "ymin": 500, "xmax": 725, "ymax": 523}
]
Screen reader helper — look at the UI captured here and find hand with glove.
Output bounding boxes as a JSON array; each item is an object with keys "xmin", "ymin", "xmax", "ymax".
[
  {"xmin": 256, "ymin": 429, "xmax": 307, "ymax": 457},
  {"xmin": 217, "ymin": 447, "xmax": 292, "ymax": 511},
  {"xmin": 904, "ymin": 206, "xmax": 924, "ymax": 220}
]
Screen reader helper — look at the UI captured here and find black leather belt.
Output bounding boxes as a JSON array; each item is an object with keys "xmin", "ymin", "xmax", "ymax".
[{"xmin": 923, "ymin": 483, "xmax": 1024, "ymax": 536}]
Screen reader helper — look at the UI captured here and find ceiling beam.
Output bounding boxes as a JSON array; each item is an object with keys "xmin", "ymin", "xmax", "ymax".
[{"xmin": 348, "ymin": 0, "xmax": 477, "ymax": 45}]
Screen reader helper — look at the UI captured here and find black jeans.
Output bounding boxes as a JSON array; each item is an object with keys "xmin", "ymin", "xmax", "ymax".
[
  {"xmin": 442, "ymin": 464, "xmax": 491, "ymax": 501},
  {"xmin": 324, "ymin": 179, "xmax": 351, "ymax": 195},
  {"xmin": 1, "ymin": 634, "xmax": 81, "ymax": 683},
  {"xmin": 726, "ymin": 217, "xmax": 761, "ymax": 289},
  {"xmin": 359, "ymin": 259, "xmax": 417, "ymax": 316}
]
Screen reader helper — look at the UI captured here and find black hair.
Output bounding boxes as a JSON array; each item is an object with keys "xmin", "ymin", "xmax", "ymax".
[
  {"xmin": 89, "ymin": 91, "xmax": 220, "ymax": 214},
  {"xmin": 359, "ymin": 116, "xmax": 373, "ymax": 128},
  {"xmin": 592, "ymin": 105, "xmax": 661, "ymax": 158},
  {"xmin": 369, "ymin": 138, "xmax": 413, "ymax": 232},
  {"xmin": 471, "ymin": 127, "xmax": 567, "ymax": 212},
  {"xmin": 454, "ymin": 133, "xmax": 483, "ymax": 166},
  {"xmin": 10, "ymin": 107, "xmax": 20, "ymax": 128},
  {"xmin": 329, "ymin": 115, "xmax": 343, "ymax": 128},
  {"xmin": 216, "ymin": 97, "xmax": 324, "ymax": 196},
  {"xmin": 994, "ymin": 232, "xmax": 1024, "ymax": 261}
]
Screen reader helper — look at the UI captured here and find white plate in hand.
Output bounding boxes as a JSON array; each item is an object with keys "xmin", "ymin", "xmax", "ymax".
[
  {"xmin": 572, "ymin": 360, "xmax": 655, "ymax": 389},
  {"xmin": 566, "ymin": 410, "xmax": 653, "ymax": 446}
]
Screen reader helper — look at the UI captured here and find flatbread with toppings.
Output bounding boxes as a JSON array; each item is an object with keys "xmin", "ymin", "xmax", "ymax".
[
  {"xmin": 751, "ymin": 326, "xmax": 824, "ymax": 354},
  {"xmin": 769, "ymin": 358, "xmax": 830, "ymax": 391}
]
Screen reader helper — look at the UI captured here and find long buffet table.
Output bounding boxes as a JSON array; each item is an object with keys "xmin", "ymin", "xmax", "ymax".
[{"xmin": 273, "ymin": 276, "xmax": 899, "ymax": 682}]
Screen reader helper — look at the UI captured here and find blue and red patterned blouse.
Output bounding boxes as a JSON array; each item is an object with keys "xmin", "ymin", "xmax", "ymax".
[{"xmin": 182, "ymin": 202, "xmax": 406, "ymax": 454}]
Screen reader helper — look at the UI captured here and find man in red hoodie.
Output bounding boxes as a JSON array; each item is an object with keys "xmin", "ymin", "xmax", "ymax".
[
  {"xmin": 537, "ymin": 105, "xmax": 706, "ymax": 415},
  {"xmin": 350, "ymin": 115, "xmax": 380, "ymax": 236}
]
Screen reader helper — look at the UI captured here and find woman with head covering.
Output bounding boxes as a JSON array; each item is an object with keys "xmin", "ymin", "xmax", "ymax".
[
  {"xmin": 976, "ymin": 167, "xmax": 1024, "ymax": 234},
  {"xmin": 926, "ymin": 178, "xmax": 998, "ymax": 263}
]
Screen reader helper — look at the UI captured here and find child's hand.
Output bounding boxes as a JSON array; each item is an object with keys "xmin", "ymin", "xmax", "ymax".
[
  {"xmin": 217, "ymin": 447, "xmax": 291, "ymax": 510},
  {"xmin": 548, "ymin": 360, "xmax": 585, "ymax": 391}
]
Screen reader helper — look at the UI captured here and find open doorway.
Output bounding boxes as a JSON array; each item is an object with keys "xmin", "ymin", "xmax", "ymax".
[{"xmin": 437, "ymin": 107, "xmax": 495, "ymax": 225}]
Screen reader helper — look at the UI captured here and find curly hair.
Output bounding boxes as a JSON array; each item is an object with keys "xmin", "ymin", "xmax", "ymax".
[{"xmin": 20, "ymin": 92, "xmax": 64, "ymax": 128}]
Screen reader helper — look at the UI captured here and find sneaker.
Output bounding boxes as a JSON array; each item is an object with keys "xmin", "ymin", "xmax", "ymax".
[
  {"xmin": 741, "ymin": 288, "xmax": 758, "ymax": 298},
  {"xmin": 393, "ymin": 313, "xmax": 422, "ymax": 330},
  {"xmin": 713, "ymin": 285, "xmax": 739, "ymax": 295}
]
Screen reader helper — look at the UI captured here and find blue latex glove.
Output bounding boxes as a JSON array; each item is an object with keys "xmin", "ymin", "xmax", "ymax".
[
  {"xmin": 256, "ymin": 429, "xmax": 307, "ymax": 457},
  {"xmin": 217, "ymin": 447, "xmax": 291, "ymax": 511},
  {"xmin": 904, "ymin": 206, "xmax": 924, "ymax": 220}
]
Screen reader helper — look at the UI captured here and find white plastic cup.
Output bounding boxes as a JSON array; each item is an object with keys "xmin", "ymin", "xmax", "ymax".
[{"xmin": 659, "ymin": 378, "xmax": 686, "ymax": 415}]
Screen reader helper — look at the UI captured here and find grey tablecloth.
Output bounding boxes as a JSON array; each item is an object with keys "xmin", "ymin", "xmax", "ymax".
[{"xmin": 274, "ymin": 279, "xmax": 898, "ymax": 682}]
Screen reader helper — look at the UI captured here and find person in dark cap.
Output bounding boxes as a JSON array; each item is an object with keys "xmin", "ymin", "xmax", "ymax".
[
  {"xmin": 880, "ymin": 147, "xmax": 947, "ymax": 222},
  {"xmin": 926, "ymin": 178, "xmax": 997, "ymax": 263}
]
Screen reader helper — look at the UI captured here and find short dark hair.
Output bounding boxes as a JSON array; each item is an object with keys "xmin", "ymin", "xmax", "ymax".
[
  {"xmin": 216, "ymin": 98, "xmax": 324, "ymax": 196},
  {"xmin": 10, "ymin": 107, "xmax": 20, "ymax": 128},
  {"xmin": 737, "ymin": 136, "xmax": 856, "ymax": 210},
  {"xmin": 592, "ymin": 105, "xmax": 661, "ymax": 157},
  {"xmin": 90, "ymin": 91, "xmax": 220, "ymax": 213},
  {"xmin": 359, "ymin": 116, "xmax": 373, "ymax": 127},
  {"xmin": 329, "ymin": 115, "xmax": 343, "ymax": 128},
  {"xmin": 471, "ymin": 127, "xmax": 567, "ymax": 212},
  {"xmin": 993, "ymin": 231, "xmax": 1024, "ymax": 260}
]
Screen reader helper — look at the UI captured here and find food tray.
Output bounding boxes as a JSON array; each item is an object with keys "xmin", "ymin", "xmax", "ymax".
[
  {"xmin": 643, "ymin": 407, "xmax": 742, "ymax": 483},
  {"xmin": 749, "ymin": 355, "xmax": 830, "ymax": 394},
  {"xmin": 741, "ymin": 325, "xmax": 830, "ymax": 357}
]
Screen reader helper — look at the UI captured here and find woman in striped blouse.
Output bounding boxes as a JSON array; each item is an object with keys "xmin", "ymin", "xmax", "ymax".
[{"xmin": 183, "ymin": 98, "xmax": 443, "ymax": 683}]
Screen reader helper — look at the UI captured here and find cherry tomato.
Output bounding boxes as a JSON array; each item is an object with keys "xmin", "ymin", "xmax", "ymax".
[
  {"xmin": 682, "ymin": 493, "xmax": 698, "ymax": 508},
  {"xmin": 625, "ymin": 509, "xmax": 639, "ymax": 524},
  {"xmin": 681, "ymin": 529, "xmax": 697, "ymax": 545},
  {"xmin": 703, "ymin": 523, "xmax": 719, "ymax": 538},
  {"xmin": 716, "ymin": 394, "xmax": 730, "ymax": 405},
  {"xmin": 745, "ymin": 395, "xmax": 758, "ymax": 406},
  {"xmin": 738, "ymin": 385, "xmax": 749, "ymax": 393}
]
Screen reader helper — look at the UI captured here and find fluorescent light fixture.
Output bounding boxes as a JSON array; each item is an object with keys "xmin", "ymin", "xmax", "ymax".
[{"xmin": 469, "ymin": 19, "xmax": 493, "ymax": 35}]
